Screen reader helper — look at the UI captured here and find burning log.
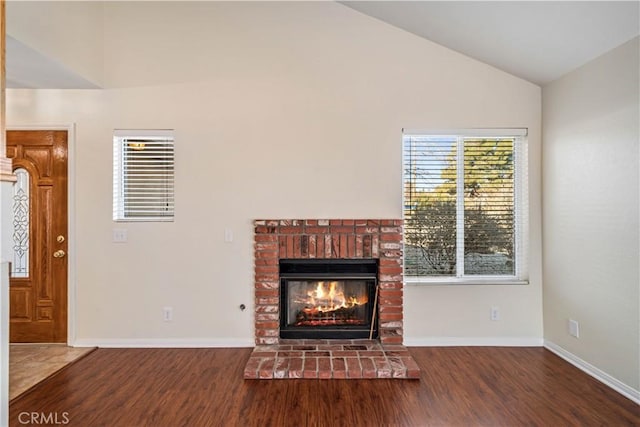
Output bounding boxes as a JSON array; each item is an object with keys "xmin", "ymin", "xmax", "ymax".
[{"xmin": 294, "ymin": 304, "xmax": 367, "ymax": 327}]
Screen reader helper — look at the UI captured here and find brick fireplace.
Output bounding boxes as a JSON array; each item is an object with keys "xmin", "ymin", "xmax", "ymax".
[
  {"xmin": 253, "ymin": 219, "xmax": 404, "ymax": 345},
  {"xmin": 246, "ymin": 219, "xmax": 418, "ymax": 379},
  {"xmin": 244, "ymin": 219, "xmax": 420, "ymax": 379}
]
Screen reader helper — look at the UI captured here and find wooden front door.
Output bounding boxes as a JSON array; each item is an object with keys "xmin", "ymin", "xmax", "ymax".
[{"xmin": 6, "ymin": 130, "xmax": 68, "ymax": 343}]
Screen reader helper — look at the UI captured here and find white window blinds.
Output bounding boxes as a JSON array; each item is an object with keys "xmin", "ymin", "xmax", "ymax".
[
  {"xmin": 113, "ymin": 130, "xmax": 175, "ymax": 221},
  {"xmin": 402, "ymin": 129, "xmax": 528, "ymax": 282}
]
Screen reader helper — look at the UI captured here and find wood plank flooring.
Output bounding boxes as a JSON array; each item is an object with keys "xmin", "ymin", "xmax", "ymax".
[{"xmin": 8, "ymin": 347, "xmax": 639, "ymax": 426}]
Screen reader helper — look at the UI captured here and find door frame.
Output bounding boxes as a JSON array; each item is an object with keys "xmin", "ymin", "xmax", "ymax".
[{"xmin": 7, "ymin": 124, "xmax": 76, "ymax": 345}]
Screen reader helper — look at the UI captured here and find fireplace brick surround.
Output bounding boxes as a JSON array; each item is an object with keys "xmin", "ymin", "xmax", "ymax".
[
  {"xmin": 247, "ymin": 219, "xmax": 418, "ymax": 379},
  {"xmin": 253, "ymin": 219, "xmax": 404, "ymax": 346}
]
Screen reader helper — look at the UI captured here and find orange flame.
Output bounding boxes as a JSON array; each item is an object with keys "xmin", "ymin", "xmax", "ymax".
[{"xmin": 304, "ymin": 281, "xmax": 367, "ymax": 314}]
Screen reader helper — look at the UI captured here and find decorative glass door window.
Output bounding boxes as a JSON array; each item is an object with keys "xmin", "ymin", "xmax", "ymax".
[{"xmin": 12, "ymin": 168, "xmax": 30, "ymax": 278}]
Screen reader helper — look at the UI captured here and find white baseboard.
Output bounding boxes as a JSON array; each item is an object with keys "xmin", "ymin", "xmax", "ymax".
[
  {"xmin": 404, "ymin": 336, "xmax": 543, "ymax": 347},
  {"xmin": 544, "ymin": 340, "xmax": 640, "ymax": 405},
  {"xmin": 72, "ymin": 338, "xmax": 255, "ymax": 348}
]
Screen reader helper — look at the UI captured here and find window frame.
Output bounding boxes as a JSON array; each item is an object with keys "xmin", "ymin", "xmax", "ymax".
[
  {"xmin": 113, "ymin": 129, "xmax": 175, "ymax": 222},
  {"xmin": 402, "ymin": 128, "xmax": 529, "ymax": 286}
]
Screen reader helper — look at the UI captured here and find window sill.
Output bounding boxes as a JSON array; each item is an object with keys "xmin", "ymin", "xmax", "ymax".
[
  {"xmin": 113, "ymin": 217, "xmax": 174, "ymax": 223},
  {"xmin": 404, "ymin": 278, "xmax": 529, "ymax": 286}
]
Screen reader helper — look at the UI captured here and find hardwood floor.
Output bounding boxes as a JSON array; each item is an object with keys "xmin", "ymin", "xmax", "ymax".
[{"xmin": 8, "ymin": 347, "xmax": 639, "ymax": 426}]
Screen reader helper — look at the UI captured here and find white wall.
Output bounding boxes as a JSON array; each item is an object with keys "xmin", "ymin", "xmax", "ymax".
[
  {"xmin": 6, "ymin": 2, "xmax": 542, "ymax": 346},
  {"xmin": 542, "ymin": 38, "xmax": 639, "ymax": 393},
  {"xmin": 6, "ymin": 0, "xmax": 104, "ymax": 87}
]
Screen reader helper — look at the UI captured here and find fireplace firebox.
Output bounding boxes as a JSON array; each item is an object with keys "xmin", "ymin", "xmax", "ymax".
[{"xmin": 279, "ymin": 259, "xmax": 378, "ymax": 339}]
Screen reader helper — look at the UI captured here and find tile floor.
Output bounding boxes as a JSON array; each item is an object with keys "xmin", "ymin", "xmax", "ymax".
[
  {"xmin": 244, "ymin": 339, "xmax": 420, "ymax": 379},
  {"xmin": 10, "ymin": 344, "xmax": 95, "ymax": 400}
]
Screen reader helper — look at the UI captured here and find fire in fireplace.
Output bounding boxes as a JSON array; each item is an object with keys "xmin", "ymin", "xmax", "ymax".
[{"xmin": 279, "ymin": 259, "xmax": 378, "ymax": 339}]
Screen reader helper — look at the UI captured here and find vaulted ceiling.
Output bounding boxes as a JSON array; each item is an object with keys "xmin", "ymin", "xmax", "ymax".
[
  {"xmin": 342, "ymin": 1, "xmax": 639, "ymax": 85},
  {"xmin": 6, "ymin": 1, "xmax": 640, "ymax": 89}
]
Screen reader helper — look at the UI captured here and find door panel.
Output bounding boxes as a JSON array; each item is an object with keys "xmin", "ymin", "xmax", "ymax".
[
  {"xmin": 9, "ymin": 290, "xmax": 30, "ymax": 320},
  {"xmin": 7, "ymin": 130, "xmax": 68, "ymax": 343}
]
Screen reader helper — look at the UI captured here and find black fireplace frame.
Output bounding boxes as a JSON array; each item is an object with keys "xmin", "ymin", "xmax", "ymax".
[{"xmin": 279, "ymin": 259, "xmax": 378, "ymax": 340}]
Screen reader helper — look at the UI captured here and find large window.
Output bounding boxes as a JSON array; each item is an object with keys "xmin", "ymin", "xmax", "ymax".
[
  {"xmin": 403, "ymin": 129, "xmax": 528, "ymax": 284},
  {"xmin": 113, "ymin": 130, "xmax": 175, "ymax": 221}
]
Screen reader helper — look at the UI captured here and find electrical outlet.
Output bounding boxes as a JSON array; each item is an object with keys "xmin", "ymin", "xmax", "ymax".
[
  {"xmin": 569, "ymin": 319, "xmax": 579, "ymax": 338},
  {"xmin": 490, "ymin": 306, "xmax": 500, "ymax": 321},
  {"xmin": 112, "ymin": 228, "xmax": 128, "ymax": 243},
  {"xmin": 163, "ymin": 307, "xmax": 173, "ymax": 322}
]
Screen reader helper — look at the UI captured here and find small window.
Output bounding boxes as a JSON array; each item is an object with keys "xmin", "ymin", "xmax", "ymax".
[
  {"xmin": 403, "ymin": 129, "xmax": 528, "ymax": 284},
  {"xmin": 113, "ymin": 130, "xmax": 175, "ymax": 222}
]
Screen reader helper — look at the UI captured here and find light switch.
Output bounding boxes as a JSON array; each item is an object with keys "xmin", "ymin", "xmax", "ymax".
[
  {"xmin": 113, "ymin": 228, "xmax": 128, "ymax": 243},
  {"xmin": 224, "ymin": 228, "xmax": 233, "ymax": 242}
]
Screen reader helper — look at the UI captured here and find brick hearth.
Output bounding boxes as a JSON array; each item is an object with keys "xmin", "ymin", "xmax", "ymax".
[
  {"xmin": 248, "ymin": 219, "xmax": 418, "ymax": 380},
  {"xmin": 244, "ymin": 339, "xmax": 420, "ymax": 379}
]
